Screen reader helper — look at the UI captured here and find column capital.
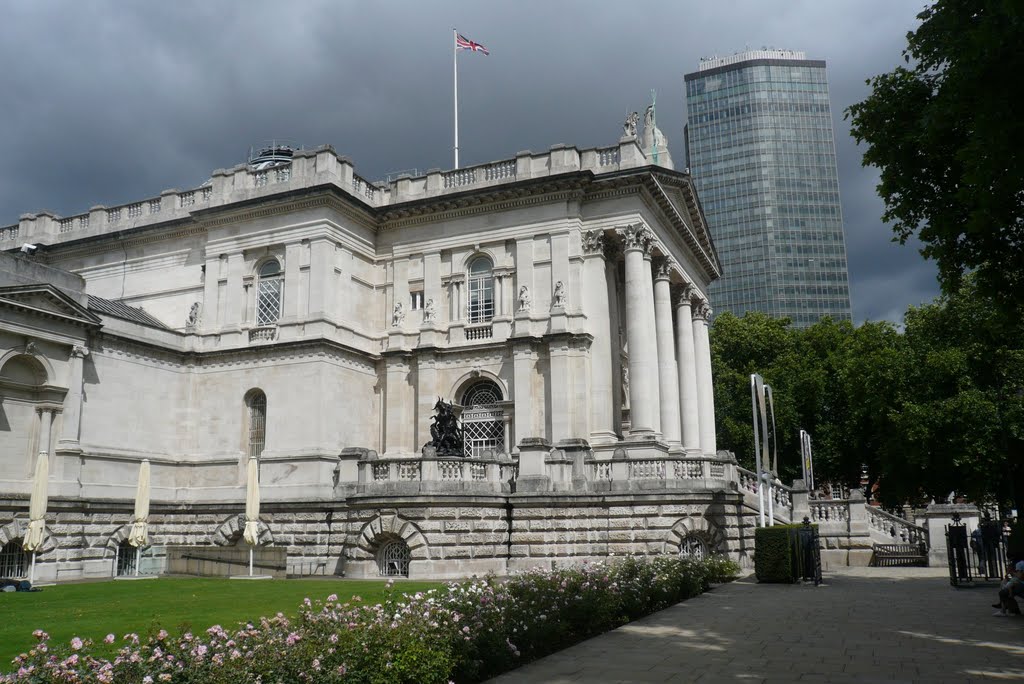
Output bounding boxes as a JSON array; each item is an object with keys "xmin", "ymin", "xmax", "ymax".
[
  {"xmin": 616, "ymin": 224, "xmax": 654, "ymax": 255},
  {"xmin": 581, "ymin": 229, "xmax": 606, "ymax": 256},
  {"xmin": 70, "ymin": 344, "xmax": 90, "ymax": 359},
  {"xmin": 35, "ymin": 404, "xmax": 63, "ymax": 416},
  {"xmin": 692, "ymin": 301, "xmax": 713, "ymax": 322},
  {"xmin": 673, "ymin": 283, "xmax": 697, "ymax": 308},
  {"xmin": 652, "ymin": 256, "xmax": 673, "ymax": 281}
]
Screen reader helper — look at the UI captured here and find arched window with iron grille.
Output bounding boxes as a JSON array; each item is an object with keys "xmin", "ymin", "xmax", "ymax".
[
  {"xmin": 0, "ymin": 540, "xmax": 27, "ymax": 578},
  {"xmin": 377, "ymin": 538, "xmax": 411, "ymax": 577},
  {"xmin": 461, "ymin": 380, "xmax": 504, "ymax": 458},
  {"xmin": 115, "ymin": 540, "xmax": 137, "ymax": 577},
  {"xmin": 255, "ymin": 260, "xmax": 283, "ymax": 326}
]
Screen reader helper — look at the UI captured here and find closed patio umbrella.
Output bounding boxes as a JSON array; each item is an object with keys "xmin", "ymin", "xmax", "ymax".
[
  {"xmin": 23, "ymin": 454, "xmax": 48, "ymax": 583},
  {"xmin": 127, "ymin": 460, "xmax": 150, "ymax": 576},
  {"xmin": 242, "ymin": 456, "xmax": 260, "ymax": 576}
]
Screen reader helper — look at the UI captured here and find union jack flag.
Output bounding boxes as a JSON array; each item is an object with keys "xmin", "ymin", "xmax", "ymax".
[{"xmin": 456, "ymin": 33, "xmax": 489, "ymax": 55}]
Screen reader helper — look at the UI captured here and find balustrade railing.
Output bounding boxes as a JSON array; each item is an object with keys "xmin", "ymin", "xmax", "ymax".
[
  {"xmin": 867, "ymin": 505, "xmax": 928, "ymax": 544},
  {"xmin": 597, "ymin": 146, "xmax": 620, "ymax": 166},
  {"xmin": 443, "ymin": 168, "xmax": 476, "ymax": 189},
  {"xmin": 810, "ymin": 501, "xmax": 850, "ymax": 523},
  {"xmin": 483, "ymin": 160, "xmax": 515, "ymax": 181}
]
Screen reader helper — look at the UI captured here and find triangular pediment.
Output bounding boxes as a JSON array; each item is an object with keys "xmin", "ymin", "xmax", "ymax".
[{"xmin": 0, "ymin": 284, "xmax": 102, "ymax": 327}]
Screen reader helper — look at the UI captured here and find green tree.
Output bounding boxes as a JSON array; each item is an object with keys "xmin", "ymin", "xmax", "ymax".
[{"xmin": 846, "ymin": 0, "xmax": 1024, "ymax": 309}]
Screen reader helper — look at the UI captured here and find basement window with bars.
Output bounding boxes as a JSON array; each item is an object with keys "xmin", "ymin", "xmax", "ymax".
[
  {"xmin": 247, "ymin": 390, "xmax": 267, "ymax": 458},
  {"xmin": 0, "ymin": 540, "xmax": 27, "ymax": 578},
  {"xmin": 255, "ymin": 260, "xmax": 283, "ymax": 326},
  {"xmin": 377, "ymin": 538, "xmax": 411, "ymax": 577}
]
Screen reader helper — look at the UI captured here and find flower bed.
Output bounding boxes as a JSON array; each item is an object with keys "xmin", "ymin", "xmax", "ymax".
[{"xmin": 3, "ymin": 555, "xmax": 738, "ymax": 683}]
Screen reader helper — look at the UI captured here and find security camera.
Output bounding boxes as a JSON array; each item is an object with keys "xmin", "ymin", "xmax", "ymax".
[{"xmin": 20, "ymin": 244, "xmax": 38, "ymax": 255}]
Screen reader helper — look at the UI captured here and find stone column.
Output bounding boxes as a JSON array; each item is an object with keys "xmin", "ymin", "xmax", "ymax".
[
  {"xmin": 582, "ymin": 230, "xmax": 616, "ymax": 443},
  {"xmin": 653, "ymin": 258, "xmax": 681, "ymax": 446},
  {"xmin": 57, "ymin": 345, "xmax": 88, "ymax": 453},
  {"xmin": 548, "ymin": 337, "xmax": 572, "ymax": 443},
  {"xmin": 675, "ymin": 286, "xmax": 701, "ymax": 453},
  {"xmin": 202, "ymin": 255, "xmax": 220, "ymax": 332},
  {"xmin": 616, "ymin": 225, "xmax": 656, "ymax": 437},
  {"xmin": 512, "ymin": 341, "xmax": 535, "ymax": 443},
  {"xmin": 282, "ymin": 241, "xmax": 303, "ymax": 321},
  {"xmin": 641, "ymin": 246, "xmax": 662, "ymax": 436},
  {"xmin": 308, "ymin": 238, "xmax": 335, "ymax": 320},
  {"xmin": 224, "ymin": 252, "xmax": 245, "ymax": 327},
  {"xmin": 383, "ymin": 354, "xmax": 413, "ymax": 455},
  {"xmin": 415, "ymin": 352, "xmax": 437, "ymax": 450},
  {"xmin": 692, "ymin": 301, "xmax": 717, "ymax": 455}
]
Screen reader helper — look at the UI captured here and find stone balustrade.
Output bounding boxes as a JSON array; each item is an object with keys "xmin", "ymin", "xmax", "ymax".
[
  {"xmin": 735, "ymin": 466, "xmax": 795, "ymax": 523},
  {"xmin": 866, "ymin": 505, "xmax": 928, "ymax": 545},
  {"xmin": 0, "ymin": 138, "xmax": 651, "ymax": 248},
  {"xmin": 356, "ymin": 452, "xmax": 516, "ymax": 494}
]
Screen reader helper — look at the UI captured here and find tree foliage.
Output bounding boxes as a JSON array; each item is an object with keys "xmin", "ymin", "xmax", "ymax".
[
  {"xmin": 710, "ymin": 284, "xmax": 1024, "ymax": 512},
  {"xmin": 846, "ymin": 0, "xmax": 1024, "ymax": 309}
]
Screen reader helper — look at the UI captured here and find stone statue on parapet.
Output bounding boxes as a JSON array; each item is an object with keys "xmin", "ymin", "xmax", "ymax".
[
  {"xmin": 186, "ymin": 302, "xmax": 201, "ymax": 328},
  {"xmin": 623, "ymin": 111, "xmax": 640, "ymax": 138},
  {"xmin": 552, "ymin": 281, "xmax": 566, "ymax": 309},
  {"xmin": 426, "ymin": 397, "xmax": 464, "ymax": 457},
  {"xmin": 518, "ymin": 285, "xmax": 531, "ymax": 313}
]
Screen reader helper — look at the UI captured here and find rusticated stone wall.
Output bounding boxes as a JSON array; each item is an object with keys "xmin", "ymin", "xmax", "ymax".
[{"xmin": 0, "ymin": 490, "xmax": 756, "ymax": 582}]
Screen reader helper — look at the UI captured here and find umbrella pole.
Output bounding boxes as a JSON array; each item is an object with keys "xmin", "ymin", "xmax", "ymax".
[
  {"xmin": 29, "ymin": 551, "xmax": 36, "ymax": 585},
  {"xmin": 135, "ymin": 546, "xmax": 141, "ymax": 576},
  {"xmin": 249, "ymin": 547, "xmax": 253, "ymax": 577}
]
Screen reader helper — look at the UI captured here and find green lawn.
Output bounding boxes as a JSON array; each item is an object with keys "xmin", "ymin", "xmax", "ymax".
[{"xmin": 0, "ymin": 577, "xmax": 441, "ymax": 668}]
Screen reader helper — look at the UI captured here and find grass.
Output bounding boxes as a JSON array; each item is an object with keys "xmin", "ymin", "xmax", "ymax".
[{"xmin": 0, "ymin": 577, "xmax": 440, "ymax": 669}]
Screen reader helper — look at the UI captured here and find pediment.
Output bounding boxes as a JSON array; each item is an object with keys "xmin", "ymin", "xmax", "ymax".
[
  {"xmin": 0, "ymin": 284, "xmax": 102, "ymax": 327},
  {"xmin": 656, "ymin": 176, "xmax": 723, "ymax": 279}
]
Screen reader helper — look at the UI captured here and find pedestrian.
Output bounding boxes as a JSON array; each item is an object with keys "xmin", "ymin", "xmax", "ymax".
[{"xmin": 993, "ymin": 559, "xmax": 1024, "ymax": 617}]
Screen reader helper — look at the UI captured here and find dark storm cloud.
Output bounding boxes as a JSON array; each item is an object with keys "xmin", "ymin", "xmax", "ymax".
[{"xmin": 0, "ymin": 0, "xmax": 938, "ymax": 323}]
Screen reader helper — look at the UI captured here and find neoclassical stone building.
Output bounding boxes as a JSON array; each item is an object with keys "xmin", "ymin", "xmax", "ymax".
[{"xmin": 0, "ymin": 124, "xmax": 805, "ymax": 582}]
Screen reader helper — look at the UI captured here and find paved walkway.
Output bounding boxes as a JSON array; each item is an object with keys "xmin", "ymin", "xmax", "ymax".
[{"xmin": 487, "ymin": 568, "xmax": 1024, "ymax": 683}]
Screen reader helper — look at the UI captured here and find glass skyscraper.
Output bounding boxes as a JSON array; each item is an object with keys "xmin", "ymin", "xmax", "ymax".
[{"xmin": 684, "ymin": 50, "xmax": 852, "ymax": 327}]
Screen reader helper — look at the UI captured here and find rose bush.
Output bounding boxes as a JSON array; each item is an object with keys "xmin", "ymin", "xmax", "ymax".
[{"xmin": 2, "ymin": 555, "xmax": 738, "ymax": 684}]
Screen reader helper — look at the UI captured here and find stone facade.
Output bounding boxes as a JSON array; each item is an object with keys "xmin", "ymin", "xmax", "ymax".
[{"xmin": 0, "ymin": 130, "xmax": 806, "ymax": 582}]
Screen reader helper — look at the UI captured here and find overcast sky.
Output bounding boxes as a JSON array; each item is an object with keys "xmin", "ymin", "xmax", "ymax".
[{"xmin": 0, "ymin": 0, "xmax": 939, "ymax": 324}]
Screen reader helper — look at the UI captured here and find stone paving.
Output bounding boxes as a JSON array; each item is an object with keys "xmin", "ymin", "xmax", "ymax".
[{"xmin": 487, "ymin": 567, "xmax": 1024, "ymax": 683}]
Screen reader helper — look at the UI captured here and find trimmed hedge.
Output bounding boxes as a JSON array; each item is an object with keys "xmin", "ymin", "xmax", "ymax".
[
  {"xmin": 754, "ymin": 524, "xmax": 818, "ymax": 583},
  {"xmin": 3, "ymin": 555, "xmax": 740, "ymax": 684}
]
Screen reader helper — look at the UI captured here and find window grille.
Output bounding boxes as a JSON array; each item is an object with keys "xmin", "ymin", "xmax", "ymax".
[
  {"xmin": 679, "ymin": 535, "xmax": 708, "ymax": 560},
  {"xmin": 256, "ymin": 260, "xmax": 283, "ymax": 326},
  {"xmin": 410, "ymin": 291, "xmax": 424, "ymax": 310},
  {"xmin": 378, "ymin": 539, "xmax": 410, "ymax": 577},
  {"xmin": 248, "ymin": 391, "xmax": 267, "ymax": 458},
  {"xmin": 0, "ymin": 540, "xmax": 27, "ymax": 578},
  {"xmin": 115, "ymin": 540, "xmax": 137, "ymax": 577},
  {"xmin": 467, "ymin": 256, "xmax": 494, "ymax": 323},
  {"xmin": 462, "ymin": 380, "xmax": 502, "ymax": 407}
]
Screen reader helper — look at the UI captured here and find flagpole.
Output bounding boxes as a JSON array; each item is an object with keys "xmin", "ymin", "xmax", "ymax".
[{"xmin": 453, "ymin": 28, "xmax": 459, "ymax": 169}]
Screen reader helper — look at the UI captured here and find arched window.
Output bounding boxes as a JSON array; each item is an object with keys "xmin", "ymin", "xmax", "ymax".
[
  {"xmin": 246, "ymin": 390, "xmax": 267, "ymax": 457},
  {"xmin": 461, "ymin": 380, "xmax": 504, "ymax": 457},
  {"xmin": 115, "ymin": 540, "xmax": 137, "ymax": 577},
  {"xmin": 467, "ymin": 256, "xmax": 494, "ymax": 324},
  {"xmin": 255, "ymin": 260, "xmax": 283, "ymax": 326},
  {"xmin": 0, "ymin": 540, "xmax": 28, "ymax": 578},
  {"xmin": 462, "ymin": 380, "xmax": 502, "ymax": 407},
  {"xmin": 377, "ymin": 538, "xmax": 411, "ymax": 577}
]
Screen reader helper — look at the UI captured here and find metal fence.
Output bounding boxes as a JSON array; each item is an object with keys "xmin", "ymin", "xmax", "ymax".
[{"xmin": 947, "ymin": 514, "xmax": 1006, "ymax": 587}]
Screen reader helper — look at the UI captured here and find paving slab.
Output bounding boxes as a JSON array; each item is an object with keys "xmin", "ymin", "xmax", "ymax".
[{"xmin": 487, "ymin": 567, "xmax": 1024, "ymax": 683}]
